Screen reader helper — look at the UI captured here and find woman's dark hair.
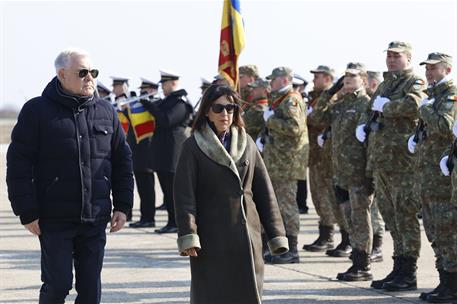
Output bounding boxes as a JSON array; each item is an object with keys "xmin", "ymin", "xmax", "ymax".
[{"xmin": 192, "ymin": 84, "xmax": 245, "ymax": 132}]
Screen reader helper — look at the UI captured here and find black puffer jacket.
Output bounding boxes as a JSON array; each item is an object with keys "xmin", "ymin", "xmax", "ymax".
[{"xmin": 6, "ymin": 77, "xmax": 134, "ymax": 225}]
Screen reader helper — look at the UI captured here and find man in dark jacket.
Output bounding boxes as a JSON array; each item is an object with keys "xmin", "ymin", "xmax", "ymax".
[
  {"xmin": 6, "ymin": 48, "xmax": 134, "ymax": 304},
  {"xmin": 140, "ymin": 70, "xmax": 193, "ymax": 234},
  {"xmin": 128, "ymin": 78, "xmax": 160, "ymax": 228}
]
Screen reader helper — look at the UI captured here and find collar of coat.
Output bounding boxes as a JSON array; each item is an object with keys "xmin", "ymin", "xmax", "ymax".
[{"xmin": 194, "ymin": 123, "xmax": 247, "ymax": 180}]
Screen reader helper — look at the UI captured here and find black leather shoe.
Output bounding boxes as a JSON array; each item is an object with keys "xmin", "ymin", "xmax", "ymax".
[
  {"xmin": 156, "ymin": 204, "xmax": 167, "ymax": 211},
  {"xmin": 155, "ymin": 225, "xmax": 178, "ymax": 234},
  {"xmin": 268, "ymin": 251, "xmax": 299, "ymax": 264},
  {"xmin": 299, "ymin": 207, "xmax": 309, "ymax": 214},
  {"xmin": 129, "ymin": 220, "xmax": 156, "ymax": 228}
]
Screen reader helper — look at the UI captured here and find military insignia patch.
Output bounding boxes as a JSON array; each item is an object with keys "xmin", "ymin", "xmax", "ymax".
[
  {"xmin": 412, "ymin": 79, "xmax": 425, "ymax": 90},
  {"xmin": 448, "ymin": 95, "xmax": 457, "ymax": 102}
]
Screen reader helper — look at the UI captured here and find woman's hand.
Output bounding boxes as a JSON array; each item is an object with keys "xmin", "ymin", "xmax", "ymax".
[{"xmin": 182, "ymin": 247, "xmax": 199, "ymax": 257}]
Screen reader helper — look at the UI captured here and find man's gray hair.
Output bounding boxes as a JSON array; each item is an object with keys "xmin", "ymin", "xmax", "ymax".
[{"xmin": 54, "ymin": 48, "xmax": 90, "ymax": 74}]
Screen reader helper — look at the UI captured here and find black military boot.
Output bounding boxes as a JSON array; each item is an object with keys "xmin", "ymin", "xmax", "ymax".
[
  {"xmin": 337, "ymin": 249, "xmax": 373, "ymax": 281},
  {"xmin": 370, "ymin": 233, "xmax": 383, "ymax": 263},
  {"xmin": 383, "ymin": 256, "xmax": 417, "ymax": 291},
  {"xmin": 419, "ymin": 269, "xmax": 447, "ymax": 300},
  {"xmin": 326, "ymin": 229, "xmax": 352, "ymax": 257},
  {"xmin": 303, "ymin": 224, "xmax": 334, "ymax": 252},
  {"xmin": 270, "ymin": 235, "xmax": 299, "ymax": 264},
  {"xmin": 371, "ymin": 256, "xmax": 402, "ymax": 289},
  {"xmin": 426, "ymin": 271, "xmax": 457, "ymax": 303}
]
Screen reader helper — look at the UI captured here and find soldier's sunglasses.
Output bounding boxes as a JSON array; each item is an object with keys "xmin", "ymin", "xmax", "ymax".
[
  {"xmin": 211, "ymin": 103, "xmax": 238, "ymax": 114},
  {"xmin": 77, "ymin": 69, "xmax": 99, "ymax": 78}
]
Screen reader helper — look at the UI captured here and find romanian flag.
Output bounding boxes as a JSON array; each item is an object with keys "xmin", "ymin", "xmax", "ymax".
[
  {"xmin": 218, "ymin": 0, "xmax": 245, "ymax": 88},
  {"xmin": 117, "ymin": 110, "xmax": 130, "ymax": 134},
  {"xmin": 128, "ymin": 100, "xmax": 155, "ymax": 143}
]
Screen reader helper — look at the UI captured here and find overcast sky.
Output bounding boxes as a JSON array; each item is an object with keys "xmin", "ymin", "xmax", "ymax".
[{"xmin": 1, "ymin": 0, "xmax": 456, "ymax": 110}]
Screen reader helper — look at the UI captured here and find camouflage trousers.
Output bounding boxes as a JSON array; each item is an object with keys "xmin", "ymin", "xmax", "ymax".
[
  {"xmin": 371, "ymin": 199, "xmax": 385, "ymax": 236},
  {"xmin": 374, "ymin": 170, "xmax": 421, "ymax": 258},
  {"xmin": 309, "ymin": 163, "xmax": 337, "ymax": 227},
  {"xmin": 421, "ymin": 196, "xmax": 449, "ymax": 270},
  {"xmin": 271, "ymin": 178, "xmax": 300, "ymax": 237},
  {"xmin": 338, "ymin": 185, "xmax": 373, "ymax": 253}
]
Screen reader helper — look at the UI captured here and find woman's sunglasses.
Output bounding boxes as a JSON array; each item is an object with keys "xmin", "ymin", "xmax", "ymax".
[
  {"xmin": 211, "ymin": 103, "xmax": 238, "ymax": 114},
  {"xmin": 77, "ymin": 69, "xmax": 99, "ymax": 79}
]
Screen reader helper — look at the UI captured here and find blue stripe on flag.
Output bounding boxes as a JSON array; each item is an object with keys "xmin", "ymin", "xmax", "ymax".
[{"xmin": 230, "ymin": 0, "xmax": 241, "ymax": 13}]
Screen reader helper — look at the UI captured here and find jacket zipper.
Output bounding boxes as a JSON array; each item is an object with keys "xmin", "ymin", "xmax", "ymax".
[{"xmin": 74, "ymin": 110, "xmax": 86, "ymax": 222}]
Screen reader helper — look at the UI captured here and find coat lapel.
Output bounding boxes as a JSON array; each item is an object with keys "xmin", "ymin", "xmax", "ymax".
[{"xmin": 194, "ymin": 123, "xmax": 247, "ymax": 181}]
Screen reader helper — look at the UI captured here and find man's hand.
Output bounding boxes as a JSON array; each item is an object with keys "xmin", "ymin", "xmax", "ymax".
[
  {"xmin": 440, "ymin": 156, "xmax": 450, "ymax": 177},
  {"xmin": 24, "ymin": 219, "xmax": 41, "ymax": 236},
  {"xmin": 372, "ymin": 96, "xmax": 390, "ymax": 112},
  {"xmin": 110, "ymin": 211, "xmax": 127, "ymax": 233},
  {"xmin": 182, "ymin": 247, "xmax": 199, "ymax": 257},
  {"xmin": 355, "ymin": 124, "xmax": 367, "ymax": 143}
]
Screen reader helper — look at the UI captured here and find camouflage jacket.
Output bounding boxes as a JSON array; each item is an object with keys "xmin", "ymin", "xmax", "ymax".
[
  {"xmin": 263, "ymin": 87, "xmax": 309, "ymax": 180},
  {"xmin": 313, "ymin": 89, "xmax": 371, "ymax": 188},
  {"xmin": 415, "ymin": 79, "xmax": 457, "ymax": 199},
  {"xmin": 359, "ymin": 69, "xmax": 426, "ymax": 172},
  {"xmin": 307, "ymin": 90, "xmax": 334, "ymax": 173},
  {"xmin": 243, "ymin": 97, "xmax": 268, "ymax": 140}
]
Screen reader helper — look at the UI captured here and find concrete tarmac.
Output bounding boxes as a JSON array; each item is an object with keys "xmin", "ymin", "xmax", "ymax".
[{"xmin": 0, "ymin": 145, "xmax": 438, "ymax": 303}]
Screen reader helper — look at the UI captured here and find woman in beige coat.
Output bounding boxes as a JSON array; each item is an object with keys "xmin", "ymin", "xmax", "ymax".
[{"xmin": 174, "ymin": 84, "xmax": 288, "ymax": 304}]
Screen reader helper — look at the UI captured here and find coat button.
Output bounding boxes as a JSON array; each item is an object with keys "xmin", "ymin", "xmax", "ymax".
[
  {"xmin": 103, "ymin": 130, "xmax": 108, "ymax": 135},
  {"xmin": 241, "ymin": 219, "xmax": 246, "ymax": 225},
  {"xmin": 243, "ymin": 160, "xmax": 249, "ymax": 166}
]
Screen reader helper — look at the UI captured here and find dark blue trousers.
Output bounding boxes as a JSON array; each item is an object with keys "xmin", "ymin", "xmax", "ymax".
[{"xmin": 38, "ymin": 222, "xmax": 107, "ymax": 304}]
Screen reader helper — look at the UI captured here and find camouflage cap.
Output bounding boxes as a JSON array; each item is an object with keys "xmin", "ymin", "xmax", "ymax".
[
  {"xmin": 248, "ymin": 78, "xmax": 270, "ymax": 89},
  {"xmin": 239, "ymin": 65, "xmax": 259, "ymax": 78},
  {"xmin": 345, "ymin": 62, "xmax": 367, "ymax": 75},
  {"xmin": 367, "ymin": 71, "xmax": 382, "ymax": 81},
  {"xmin": 420, "ymin": 52, "xmax": 453, "ymax": 66},
  {"xmin": 309, "ymin": 65, "xmax": 335, "ymax": 78},
  {"xmin": 266, "ymin": 66, "xmax": 293, "ymax": 80},
  {"xmin": 385, "ymin": 41, "xmax": 412, "ymax": 53}
]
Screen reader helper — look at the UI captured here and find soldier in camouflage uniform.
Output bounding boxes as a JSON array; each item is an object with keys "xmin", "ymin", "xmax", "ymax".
[
  {"xmin": 356, "ymin": 41, "xmax": 426, "ymax": 291},
  {"xmin": 293, "ymin": 74, "xmax": 310, "ymax": 214},
  {"xmin": 440, "ymin": 126, "xmax": 457, "ymax": 303},
  {"xmin": 312, "ymin": 63, "xmax": 374, "ymax": 281},
  {"xmin": 304, "ymin": 66, "xmax": 349, "ymax": 256},
  {"xmin": 412, "ymin": 53, "xmax": 457, "ymax": 302},
  {"xmin": 243, "ymin": 78, "xmax": 269, "ymax": 141},
  {"xmin": 263, "ymin": 67, "xmax": 309, "ymax": 264},
  {"xmin": 366, "ymin": 70, "xmax": 386, "ymax": 263},
  {"xmin": 239, "ymin": 65, "xmax": 259, "ymax": 104}
]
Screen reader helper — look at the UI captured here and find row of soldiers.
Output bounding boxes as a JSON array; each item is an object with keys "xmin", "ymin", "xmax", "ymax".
[
  {"xmin": 235, "ymin": 41, "xmax": 457, "ymax": 303},
  {"xmin": 97, "ymin": 40, "xmax": 457, "ymax": 303}
]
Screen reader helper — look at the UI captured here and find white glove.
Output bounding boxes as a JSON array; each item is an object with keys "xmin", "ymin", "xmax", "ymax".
[
  {"xmin": 307, "ymin": 106, "xmax": 313, "ymax": 115},
  {"xmin": 317, "ymin": 134, "xmax": 324, "ymax": 148},
  {"xmin": 372, "ymin": 96, "xmax": 390, "ymax": 112},
  {"xmin": 453, "ymin": 120, "xmax": 457, "ymax": 137},
  {"xmin": 407, "ymin": 135, "xmax": 416, "ymax": 154},
  {"xmin": 420, "ymin": 97, "xmax": 434, "ymax": 107},
  {"xmin": 255, "ymin": 137, "xmax": 264, "ymax": 152},
  {"xmin": 263, "ymin": 109, "xmax": 274, "ymax": 122},
  {"xmin": 440, "ymin": 155, "xmax": 450, "ymax": 176},
  {"xmin": 355, "ymin": 124, "xmax": 366, "ymax": 143}
]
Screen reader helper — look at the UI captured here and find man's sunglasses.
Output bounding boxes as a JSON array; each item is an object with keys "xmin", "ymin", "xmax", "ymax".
[
  {"xmin": 77, "ymin": 69, "xmax": 99, "ymax": 78},
  {"xmin": 211, "ymin": 103, "xmax": 238, "ymax": 114}
]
